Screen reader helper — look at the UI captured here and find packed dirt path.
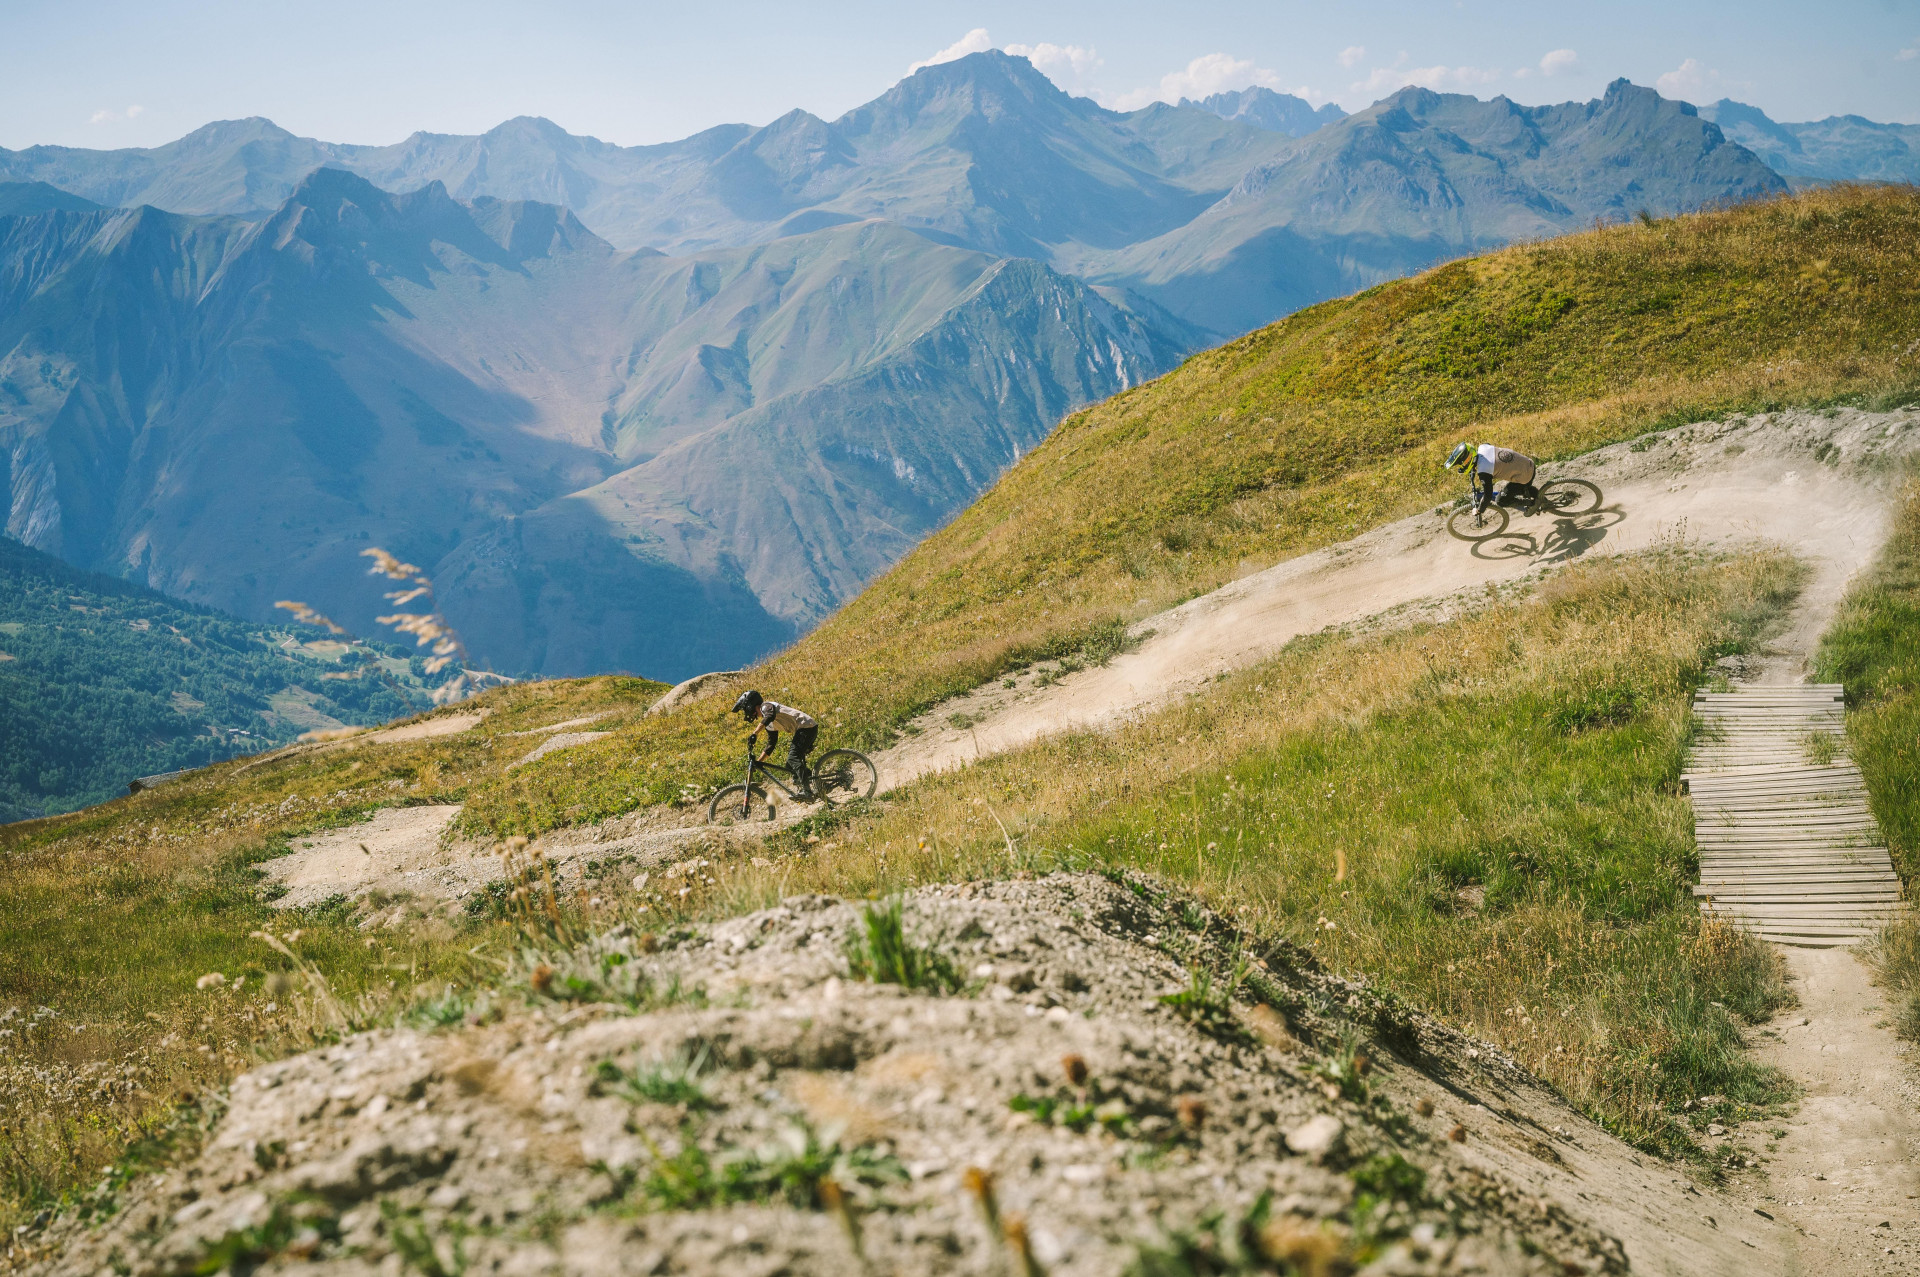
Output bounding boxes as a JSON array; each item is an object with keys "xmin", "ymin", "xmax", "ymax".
[
  {"xmin": 1680, "ymin": 513, "xmax": 1920, "ymax": 1274},
  {"xmin": 1756, "ymin": 948, "xmax": 1920, "ymax": 1273},
  {"xmin": 876, "ymin": 406, "xmax": 1920, "ymax": 791}
]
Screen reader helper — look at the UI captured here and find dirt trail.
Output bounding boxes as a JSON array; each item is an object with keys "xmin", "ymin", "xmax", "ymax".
[
  {"xmin": 1758, "ymin": 948, "xmax": 1920, "ymax": 1272},
  {"xmin": 1707, "ymin": 551, "xmax": 1920, "ymax": 1273},
  {"xmin": 876, "ymin": 407, "xmax": 1919, "ymax": 790}
]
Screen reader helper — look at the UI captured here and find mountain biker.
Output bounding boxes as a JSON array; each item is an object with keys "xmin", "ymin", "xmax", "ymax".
[
  {"xmin": 1445, "ymin": 442, "xmax": 1538, "ymax": 507},
  {"xmin": 733, "ymin": 690, "xmax": 819, "ymax": 797}
]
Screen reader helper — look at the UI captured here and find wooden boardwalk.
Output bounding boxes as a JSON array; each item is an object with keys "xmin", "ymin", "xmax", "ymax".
[{"xmin": 1684, "ymin": 683, "xmax": 1907, "ymax": 947}]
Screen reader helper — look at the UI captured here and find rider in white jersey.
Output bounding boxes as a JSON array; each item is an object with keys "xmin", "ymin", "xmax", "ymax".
[
  {"xmin": 1445, "ymin": 442, "xmax": 1538, "ymax": 506},
  {"xmin": 732, "ymin": 690, "xmax": 819, "ymax": 795}
]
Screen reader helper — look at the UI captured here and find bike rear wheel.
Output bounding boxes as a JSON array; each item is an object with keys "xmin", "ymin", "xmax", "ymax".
[
  {"xmin": 708, "ymin": 782, "xmax": 776, "ymax": 825},
  {"xmin": 1536, "ymin": 478, "xmax": 1602, "ymax": 516},
  {"xmin": 1446, "ymin": 502, "xmax": 1510, "ymax": 541},
  {"xmin": 812, "ymin": 749, "xmax": 878, "ymax": 805}
]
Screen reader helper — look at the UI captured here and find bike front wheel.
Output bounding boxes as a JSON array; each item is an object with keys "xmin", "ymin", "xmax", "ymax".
[
  {"xmin": 708, "ymin": 782, "xmax": 776, "ymax": 826},
  {"xmin": 812, "ymin": 749, "xmax": 878, "ymax": 805},
  {"xmin": 1535, "ymin": 478, "xmax": 1602, "ymax": 516},
  {"xmin": 1446, "ymin": 502, "xmax": 1510, "ymax": 541}
]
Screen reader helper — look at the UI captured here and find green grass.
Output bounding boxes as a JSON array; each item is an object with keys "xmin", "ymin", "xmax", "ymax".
[
  {"xmin": 1818, "ymin": 475, "xmax": 1920, "ymax": 1041},
  {"xmin": 1817, "ymin": 476, "xmax": 1920, "ymax": 878},
  {"xmin": 842, "ymin": 897, "xmax": 963, "ymax": 992},
  {"xmin": 452, "ymin": 184, "xmax": 1920, "ymax": 841}
]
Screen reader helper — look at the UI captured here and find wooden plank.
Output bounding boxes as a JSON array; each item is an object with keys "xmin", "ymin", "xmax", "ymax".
[
  {"xmin": 1694, "ymin": 892, "xmax": 1903, "ymax": 904},
  {"xmin": 1689, "ymin": 685, "xmax": 1890, "ymax": 940},
  {"xmin": 1701, "ymin": 868, "xmax": 1898, "ymax": 877},
  {"xmin": 1704, "ymin": 902, "xmax": 1912, "ymax": 910}
]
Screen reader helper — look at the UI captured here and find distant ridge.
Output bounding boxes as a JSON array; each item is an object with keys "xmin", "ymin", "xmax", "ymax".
[
  {"xmin": 1700, "ymin": 98, "xmax": 1920, "ymax": 185},
  {"xmin": 0, "ymin": 180, "xmax": 103, "ymax": 216},
  {"xmin": 1180, "ymin": 86, "xmax": 1347, "ymax": 137}
]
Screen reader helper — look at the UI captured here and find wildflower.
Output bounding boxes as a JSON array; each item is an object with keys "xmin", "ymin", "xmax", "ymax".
[{"xmin": 1061, "ymin": 1053, "xmax": 1088, "ymax": 1087}]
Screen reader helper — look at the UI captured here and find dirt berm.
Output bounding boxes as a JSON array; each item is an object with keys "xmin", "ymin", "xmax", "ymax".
[{"xmin": 34, "ymin": 875, "xmax": 1791, "ymax": 1276}]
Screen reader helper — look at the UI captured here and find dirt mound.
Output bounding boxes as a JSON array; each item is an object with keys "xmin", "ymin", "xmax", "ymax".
[{"xmin": 32, "ymin": 874, "xmax": 1792, "ymax": 1276}]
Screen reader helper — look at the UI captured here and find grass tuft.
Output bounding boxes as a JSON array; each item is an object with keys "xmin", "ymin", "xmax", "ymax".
[{"xmin": 842, "ymin": 898, "xmax": 962, "ymax": 992}]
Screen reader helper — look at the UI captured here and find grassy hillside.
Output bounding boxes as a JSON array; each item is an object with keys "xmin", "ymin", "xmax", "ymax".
[
  {"xmin": 1819, "ymin": 477, "xmax": 1920, "ymax": 1041},
  {"xmin": 0, "ymin": 536, "xmax": 430, "ymax": 822},
  {"xmin": 461, "ymin": 183, "xmax": 1920, "ymax": 838},
  {"xmin": 0, "ymin": 675, "xmax": 662, "ymax": 1226}
]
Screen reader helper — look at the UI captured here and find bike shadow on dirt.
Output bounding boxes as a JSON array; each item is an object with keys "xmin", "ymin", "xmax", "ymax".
[{"xmin": 1469, "ymin": 504, "xmax": 1627, "ymax": 563}]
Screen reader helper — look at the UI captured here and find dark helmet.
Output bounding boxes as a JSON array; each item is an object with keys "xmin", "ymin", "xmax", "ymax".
[
  {"xmin": 1444, "ymin": 442, "xmax": 1475, "ymax": 473},
  {"xmin": 732, "ymin": 690, "xmax": 764, "ymax": 716}
]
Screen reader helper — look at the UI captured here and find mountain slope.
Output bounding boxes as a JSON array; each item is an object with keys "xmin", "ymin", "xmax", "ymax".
[
  {"xmin": 1701, "ymin": 98, "xmax": 1920, "ymax": 185},
  {"xmin": 0, "ymin": 535, "xmax": 427, "ymax": 822},
  {"xmin": 0, "ymin": 180, "xmax": 102, "ymax": 215},
  {"xmin": 1081, "ymin": 79, "xmax": 1790, "ymax": 334},
  {"xmin": 0, "ymin": 171, "xmax": 1184, "ymax": 679}
]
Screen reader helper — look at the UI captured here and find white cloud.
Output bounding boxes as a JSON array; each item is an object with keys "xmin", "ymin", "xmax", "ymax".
[
  {"xmin": 88, "ymin": 105, "xmax": 144, "ymax": 125},
  {"xmin": 1539, "ymin": 48, "xmax": 1577, "ymax": 76},
  {"xmin": 1004, "ymin": 40, "xmax": 1101, "ymax": 82},
  {"xmin": 1338, "ymin": 45, "xmax": 1366, "ymax": 68},
  {"xmin": 1349, "ymin": 60, "xmax": 1500, "ymax": 99},
  {"xmin": 908, "ymin": 28, "xmax": 993, "ymax": 74},
  {"xmin": 1655, "ymin": 57, "xmax": 1722, "ymax": 99},
  {"xmin": 1897, "ymin": 43, "xmax": 1917, "ymax": 62}
]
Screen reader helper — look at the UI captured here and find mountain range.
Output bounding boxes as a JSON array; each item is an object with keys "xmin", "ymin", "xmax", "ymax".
[
  {"xmin": 2, "ymin": 56, "xmax": 1793, "ymax": 336},
  {"xmin": 0, "ymin": 53, "xmax": 1855, "ymax": 685},
  {"xmin": 1699, "ymin": 99, "xmax": 1920, "ymax": 186}
]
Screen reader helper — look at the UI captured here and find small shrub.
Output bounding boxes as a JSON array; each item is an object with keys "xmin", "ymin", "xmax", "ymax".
[
  {"xmin": 592, "ymin": 1047, "xmax": 715, "ymax": 1110},
  {"xmin": 843, "ymin": 897, "xmax": 962, "ymax": 992},
  {"xmin": 1314, "ymin": 1032, "xmax": 1373, "ymax": 1103},
  {"xmin": 630, "ymin": 1123, "xmax": 906, "ymax": 1211},
  {"xmin": 1158, "ymin": 961, "xmax": 1245, "ymax": 1040}
]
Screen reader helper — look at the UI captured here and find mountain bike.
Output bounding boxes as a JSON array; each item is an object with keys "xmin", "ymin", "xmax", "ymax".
[
  {"xmin": 1446, "ymin": 476, "xmax": 1604, "ymax": 541},
  {"xmin": 707, "ymin": 745, "xmax": 879, "ymax": 825}
]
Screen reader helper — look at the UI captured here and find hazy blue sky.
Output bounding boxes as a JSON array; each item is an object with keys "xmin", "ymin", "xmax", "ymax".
[{"xmin": 3, "ymin": 0, "xmax": 1915, "ymax": 151}]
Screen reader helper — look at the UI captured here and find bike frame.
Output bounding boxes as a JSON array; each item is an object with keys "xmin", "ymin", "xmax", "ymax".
[
  {"xmin": 738, "ymin": 745, "xmax": 806, "ymax": 810},
  {"xmin": 1466, "ymin": 476, "xmax": 1537, "ymax": 516}
]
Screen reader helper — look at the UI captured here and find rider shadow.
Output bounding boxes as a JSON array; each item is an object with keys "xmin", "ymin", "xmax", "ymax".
[{"xmin": 1470, "ymin": 504, "xmax": 1627, "ymax": 563}]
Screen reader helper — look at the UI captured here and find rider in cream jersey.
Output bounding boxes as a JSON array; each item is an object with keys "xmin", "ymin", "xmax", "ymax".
[
  {"xmin": 732, "ymin": 690, "xmax": 819, "ymax": 796},
  {"xmin": 1445, "ymin": 442, "xmax": 1537, "ymax": 506}
]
